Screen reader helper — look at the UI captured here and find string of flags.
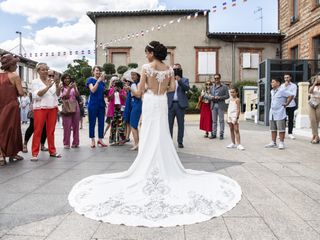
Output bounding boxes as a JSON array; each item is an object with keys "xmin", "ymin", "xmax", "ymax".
[{"xmin": 15, "ymin": 0, "xmax": 248, "ymax": 59}]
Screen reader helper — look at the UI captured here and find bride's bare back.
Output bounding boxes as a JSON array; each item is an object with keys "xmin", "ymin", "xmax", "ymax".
[{"xmin": 140, "ymin": 62, "xmax": 175, "ymax": 95}]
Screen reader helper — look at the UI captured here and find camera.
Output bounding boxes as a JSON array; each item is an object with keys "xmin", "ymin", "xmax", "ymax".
[
  {"xmin": 173, "ymin": 68, "xmax": 183, "ymax": 78},
  {"xmin": 114, "ymin": 80, "xmax": 123, "ymax": 89}
]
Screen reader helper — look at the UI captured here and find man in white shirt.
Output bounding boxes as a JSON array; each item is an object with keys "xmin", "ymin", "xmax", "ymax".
[{"xmin": 280, "ymin": 73, "xmax": 297, "ymax": 139}]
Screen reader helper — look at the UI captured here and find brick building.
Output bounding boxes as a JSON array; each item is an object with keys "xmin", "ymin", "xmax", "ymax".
[{"xmin": 279, "ymin": 0, "xmax": 320, "ymax": 63}]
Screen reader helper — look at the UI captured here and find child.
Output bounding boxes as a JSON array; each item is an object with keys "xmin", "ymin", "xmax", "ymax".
[
  {"xmin": 265, "ymin": 77, "xmax": 294, "ymax": 149},
  {"xmin": 226, "ymin": 87, "xmax": 245, "ymax": 150}
]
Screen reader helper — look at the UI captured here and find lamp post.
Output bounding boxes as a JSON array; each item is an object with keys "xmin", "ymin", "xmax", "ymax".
[{"xmin": 15, "ymin": 31, "xmax": 22, "ymax": 56}]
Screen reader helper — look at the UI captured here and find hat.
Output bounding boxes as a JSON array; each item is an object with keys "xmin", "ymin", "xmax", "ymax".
[
  {"xmin": 130, "ymin": 68, "xmax": 140, "ymax": 76},
  {"xmin": 122, "ymin": 70, "xmax": 133, "ymax": 82},
  {"xmin": 0, "ymin": 54, "xmax": 20, "ymax": 71}
]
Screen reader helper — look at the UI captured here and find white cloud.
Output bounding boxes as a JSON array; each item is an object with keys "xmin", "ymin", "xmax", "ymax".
[
  {"xmin": 22, "ymin": 25, "xmax": 32, "ymax": 30},
  {"xmin": 0, "ymin": 0, "xmax": 166, "ymax": 23},
  {"xmin": 0, "ymin": 0, "xmax": 166, "ymax": 71}
]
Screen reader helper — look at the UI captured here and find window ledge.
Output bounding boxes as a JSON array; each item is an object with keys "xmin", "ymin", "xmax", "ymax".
[
  {"xmin": 311, "ymin": 4, "xmax": 320, "ymax": 12},
  {"xmin": 290, "ymin": 18, "xmax": 299, "ymax": 26}
]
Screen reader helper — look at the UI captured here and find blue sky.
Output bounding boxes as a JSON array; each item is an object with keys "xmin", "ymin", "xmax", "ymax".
[{"xmin": 0, "ymin": 0, "xmax": 278, "ymax": 70}]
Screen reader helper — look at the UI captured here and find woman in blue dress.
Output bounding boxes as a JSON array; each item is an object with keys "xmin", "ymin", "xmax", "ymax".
[
  {"xmin": 126, "ymin": 69, "xmax": 142, "ymax": 150},
  {"xmin": 122, "ymin": 75, "xmax": 133, "ymax": 142},
  {"xmin": 86, "ymin": 66, "xmax": 107, "ymax": 148}
]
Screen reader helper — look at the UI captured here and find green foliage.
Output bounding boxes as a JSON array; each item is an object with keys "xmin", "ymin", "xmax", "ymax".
[
  {"xmin": 117, "ymin": 65, "xmax": 129, "ymax": 75},
  {"xmin": 232, "ymin": 80, "xmax": 257, "ymax": 92},
  {"xmin": 128, "ymin": 63, "xmax": 138, "ymax": 69},
  {"xmin": 103, "ymin": 63, "xmax": 116, "ymax": 75},
  {"xmin": 64, "ymin": 59, "xmax": 92, "ymax": 96},
  {"xmin": 186, "ymin": 85, "xmax": 201, "ymax": 114}
]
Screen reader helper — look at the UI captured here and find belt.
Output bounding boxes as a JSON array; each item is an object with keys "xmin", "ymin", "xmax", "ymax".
[{"xmin": 173, "ymin": 100, "xmax": 179, "ymax": 103}]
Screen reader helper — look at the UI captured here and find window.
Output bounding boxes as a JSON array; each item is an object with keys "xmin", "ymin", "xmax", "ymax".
[
  {"xmin": 242, "ymin": 53, "xmax": 260, "ymax": 69},
  {"xmin": 290, "ymin": 45, "xmax": 299, "ymax": 59},
  {"xmin": 293, "ymin": 0, "xmax": 298, "ymax": 19},
  {"xmin": 198, "ymin": 52, "xmax": 216, "ymax": 74},
  {"xmin": 317, "ymin": 0, "xmax": 320, "ymax": 6},
  {"xmin": 106, "ymin": 47, "xmax": 131, "ymax": 68},
  {"xmin": 112, "ymin": 53, "xmax": 127, "ymax": 67},
  {"xmin": 314, "ymin": 36, "xmax": 320, "ymax": 71}
]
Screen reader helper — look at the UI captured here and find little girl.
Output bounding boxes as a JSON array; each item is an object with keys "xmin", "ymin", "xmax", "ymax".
[{"xmin": 226, "ymin": 87, "xmax": 245, "ymax": 150}]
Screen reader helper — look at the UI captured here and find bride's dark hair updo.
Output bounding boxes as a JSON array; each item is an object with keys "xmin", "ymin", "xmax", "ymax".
[{"xmin": 145, "ymin": 41, "xmax": 167, "ymax": 61}]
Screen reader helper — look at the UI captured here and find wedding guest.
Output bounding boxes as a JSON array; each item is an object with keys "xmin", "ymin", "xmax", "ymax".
[
  {"xmin": 265, "ymin": 77, "xmax": 294, "ymax": 150},
  {"xmin": 226, "ymin": 87, "xmax": 245, "ymax": 150},
  {"xmin": 122, "ymin": 75, "xmax": 133, "ymax": 142},
  {"xmin": 86, "ymin": 65, "xmax": 107, "ymax": 148},
  {"xmin": 20, "ymin": 92, "xmax": 30, "ymax": 124},
  {"xmin": 0, "ymin": 54, "xmax": 24, "ymax": 166},
  {"xmin": 308, "ymin": 73, "xmax": 320, "ymax": 144},
  {"xmin": 199, "ymin": 81, "xmax": 213, "ymax": 137},
  {"xmin": 31, "ymin": 65, "xmax": 61, "ymax": 161},
  {"xmin": 60, "ymin": 73, "xmax": 80, "ymax": 148},
  {"xmin": 104, "ymin": 76, "xmax": 116, "ymax": 138},
  {"xmin": 78, "ymin": 95, "xmax": 85, "ymax": 129}
]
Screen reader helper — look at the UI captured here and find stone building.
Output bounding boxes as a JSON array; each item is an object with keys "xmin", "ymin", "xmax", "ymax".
[
  {"xmin": 279, "ymin": 0, "xmax": 320, "ymax": 64},
  {"xmin": 87, "ymin": 9, "xmax": 282, "ymax": 85}
]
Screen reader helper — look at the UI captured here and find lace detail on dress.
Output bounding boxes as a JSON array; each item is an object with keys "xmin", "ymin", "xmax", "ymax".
[
  {"xmin": 75, "ymin": 168, "xmax": 238, "ymax": 222},
  {"xmin": 142, "ymin": 64, "xmax": 174, "ymax": 84}
]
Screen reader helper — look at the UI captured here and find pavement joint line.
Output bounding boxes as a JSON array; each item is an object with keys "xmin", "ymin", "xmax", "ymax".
[
  {"xmin": 43, "ymin": 212, "xmax": 73, "ymax": 239},
  {"xmin": 222, "ymin": 216, "xmax": 233, "ymax": 240},
  {"xmin": 242, "ymin": 162, "xmax": 320, "ymax": 233}
]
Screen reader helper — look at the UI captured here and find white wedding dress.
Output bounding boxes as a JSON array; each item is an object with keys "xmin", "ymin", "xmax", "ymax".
[{"xmin": 68, "ymin": 64, "xmax": 242, "ymax": 227}]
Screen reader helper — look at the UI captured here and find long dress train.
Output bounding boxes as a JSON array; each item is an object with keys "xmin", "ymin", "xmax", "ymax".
[{"xmin": 68, "ymin": 66, "xmax": 241, "ymax": 227}]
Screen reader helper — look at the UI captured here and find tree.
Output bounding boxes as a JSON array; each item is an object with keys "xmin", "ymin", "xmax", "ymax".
[
  {"xmin": 128, "ymin": 63, "xmax": 138, "ymax": 69},
  {"xmin": 64, "ymin": 59, "xmax": 92, "ymax": 96},
  {"xmin": 117, "ymin": 65, "xmax": 128, "ymax": 75},
  {"xmin": 103, "ymin": 63, "xmax": 116, "ymax": 75}
]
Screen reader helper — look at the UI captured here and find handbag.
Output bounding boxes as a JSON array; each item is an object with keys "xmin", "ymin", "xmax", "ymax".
[
  {"xmin": 61, "ymin": 99, "xmax": 77, "ymax": 115},
  {"xmin": 27, "ymin": 110, "xmax": 34, "ymax": 119},
  {"xmin": 308, "ymin": 98, "xmax": 319, "ymax": 109}
]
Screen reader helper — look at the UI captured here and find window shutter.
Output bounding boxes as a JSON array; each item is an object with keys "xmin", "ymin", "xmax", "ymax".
[
  {"xmin": 198, "ymin": 52, "xmax": 208, "ymax": 74},
  {"xmin": 207, "ymin": 52, "xmax": 216, "ymax": 74},
  {"xmin": 251, "ymin": 53, "xmax": 260, "ymax": 68},
  {"xmin": 243, "ymin": 53, "xmax": 251, "ymax": 68}
]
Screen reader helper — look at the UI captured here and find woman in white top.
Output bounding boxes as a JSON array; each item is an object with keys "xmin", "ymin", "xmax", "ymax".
[
  {"xmin": 309, "ymin": 73, "xmax": 320, "ymax": 144},
  {"xmin": 226, "ymin": 87, "xmax": 245, "ymax": 150},
  {"xmin": 31, "ymin": 64, "xmax": 61, "ymax": 161},
  {"xmin": 20, "ymin": 92, "xmax": 30, "ymax": 124}
]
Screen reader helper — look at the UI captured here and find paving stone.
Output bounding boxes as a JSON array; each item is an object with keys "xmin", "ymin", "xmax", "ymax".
[
  {"xmin": 0, "ymin": 193, "xmax": 24, "ymax": 211},
  {"xmin": 93, "ymin": 224, "xmax": 140, "ymax": 239},
  {"xmin": 46, "ymin": 212, "xmax": 100, "ymax": 240},
  {"xmin": 260, "ymin": 163, "xmax": 301, "ymax": 177},
  {"xmin": 184, "ymin": 218, "xmax": 231, "ymax": 240},
  {"xmin": 224, "ymin": 217, "xmax": 277, "ymax": 240},
  {"xmin": 283, "ymin": 176, "xmax": 320, "ymax": 201},
  {"xmin": 307, "ymin": 220, "xmax": 320, "ymax": 234},
  {"xmin": 0, "ymin": 236, "xmax": 45, "ymax": 240},
  {"xmin": 223, "ymin": 196, "xmax": 259, "ymax": 217},
  {"xmin": 8, "ymin": 214, "xmax": 68, "ymax": 237}
]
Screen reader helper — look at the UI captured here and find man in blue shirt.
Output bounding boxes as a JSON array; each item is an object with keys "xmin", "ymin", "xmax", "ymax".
[{"xmin": 265, "ymin": 77, "xmax": 294, "ymax": 150}]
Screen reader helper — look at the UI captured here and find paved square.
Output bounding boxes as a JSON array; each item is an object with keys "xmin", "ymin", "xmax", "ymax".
[{"xmin": 0, "ymin": 117, "xmax": 319, "ymax": 239}]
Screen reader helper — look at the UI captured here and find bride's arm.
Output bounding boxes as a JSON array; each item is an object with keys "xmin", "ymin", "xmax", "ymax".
[{"xmin": 136, "ymin": 68, "xmax": 146, "ymax": 97}]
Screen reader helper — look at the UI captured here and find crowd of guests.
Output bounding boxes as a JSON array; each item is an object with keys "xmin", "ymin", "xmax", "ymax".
[{"xmin": 0, "ymin": 51, "xmax": 320, "ymax": 167}]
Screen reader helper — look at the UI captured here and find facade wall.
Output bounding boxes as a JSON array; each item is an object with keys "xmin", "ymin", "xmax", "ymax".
[
  {"xmin": 95, "ymin": 14, "xmax": 279, "ymax": 85},
  {"xmin": 279, "ymin": 0, "xmax": 320, "ymax": 59}
]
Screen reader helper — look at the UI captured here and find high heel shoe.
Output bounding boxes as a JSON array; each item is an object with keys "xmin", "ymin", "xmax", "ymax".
[
  {"xmin": 91, "ymin": 142, "xmax": 96, "ymax": 148},
  {"xmin": 0, "ymin": 156, "xmax": 6, "ymax": 166},
  {"xmin": 130, "ymin": 145, "xmax": 138, "ymax": 151},
  {"xmin": 97, "ymin": 140, "xmax": 108, "ymax": 147}
]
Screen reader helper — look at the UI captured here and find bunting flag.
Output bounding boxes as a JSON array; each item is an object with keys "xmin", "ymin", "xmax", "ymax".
[
  {"xmin": 14, "ymin": 2, "xmax": 250, "ymax": 59},
  {"xmin": 223, "ymin": 2, "xmax": 227, "ymax": 10}
]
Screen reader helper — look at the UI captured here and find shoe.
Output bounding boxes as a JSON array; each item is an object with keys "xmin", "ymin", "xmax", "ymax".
[
  {"xmin": 91, "ymin": 143, "xmax": 96, "ymax": 148},
  {"xmin": 204, "ymin": 133, "xmax": 209, "ymax": 138},
  {"xmin": 97, "ymin": 140, "xmax": 108, "ymax": 147},
  {"xmin": 209, "ymin": 134, "xmax": 216, "ymax": 139},
  {"xmin": 237, "ymin": 144, "xmax": 245, "ymax": 151},
  {"xmin": 226, "ymin": 143, "xmax": 237, "ymax": 148},
  {"xmin": 50, "ymin": 153, "xmax": 62, "ymax": 158},
  {"xmin": 178, "ymin": 143, "xmax": 184, "ymax": 148},
  {"xmin": 71, "ymin": 145, "xmax": 79, "ymax": 148},
  {"xmin": 310, "ymin": 138, "xmax": 319, "ymax": 144},
  {"xmin": 30, "ymin": 156, "xmax": 38, "ymax": 161},
  {"xmin": 9, "ymin": 155, "xmax": 24, "ymax": 162},
  {"xmin": 125, "ymin": 138, "xmax": 130, "ymax": 142},
  {"xmin": 288, "ymin": 134, "xmax": 296, "ymax": 140},
  {"xmin": 64, "ymin": 145, "xmax": 70, "ymax": 149},
  {"xmin": 41, "ymin": 145, "xmax": 48, "ymax": 151},
  {"xmin": 0, "ymin": 156, "xmax": 6, "ymax": 166},
  {"xmin": 278, "ymin": 142, "xmax": 285, "ymax": 150},
  {"xmin": 130, "ymin": 145, "xmax": 139, "ymax": 151},
  {"xmin": 219, "ymin": 135, "xmax": 224, "ymax": 140},
  {"xmin": 22, "ymin": 144, "xmax": 28, "ymax": 153},
  {"xmin": 265, "ymin": 142, "xmax": 277, "ymax": 148}
]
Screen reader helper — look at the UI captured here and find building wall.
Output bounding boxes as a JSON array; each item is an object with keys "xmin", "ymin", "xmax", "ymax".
[
  {"xmin": 279, "ymin": 0, "xmax": 320, "ymax": 59},
  {"xmin": 95, "ymin": 14, "xmax": 279, "ymax": 85}
]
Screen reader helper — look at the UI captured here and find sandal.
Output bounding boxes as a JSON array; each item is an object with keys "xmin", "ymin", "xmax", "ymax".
[
  {"xmin": 71, "ymin": 145, "xmax": 79, "ymax": 148},
  {"xmin": 30, "ymin": 156, "xmax": 38, "ymax": 161},
  {"xmin": 50, "ymin": 153, "xmax": 62, "ymax": 158},
  {"xmin": 9, "ymin": 155, "xmax": 24, "ymax": 162},
  {"xmin": 41, "ymin": 145, "xmax": 48, "ymax": 151},
  {"xmin": 0, "ymin": 156, "xmax": 6, "ymax": 166},
  {"xmin": 22, "ymin": 144, "xmax": 28, "ymax": 153}
]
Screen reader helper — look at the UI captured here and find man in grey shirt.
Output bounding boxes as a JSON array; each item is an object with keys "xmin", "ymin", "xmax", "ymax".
[{"xmin": 210, "ymin": 73, "xmax": 229, "ymax": 140}]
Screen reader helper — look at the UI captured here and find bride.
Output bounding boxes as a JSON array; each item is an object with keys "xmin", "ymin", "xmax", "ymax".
[{"xmin": 68, "ymin": 41, "xmax": 242, "ymax": 227}]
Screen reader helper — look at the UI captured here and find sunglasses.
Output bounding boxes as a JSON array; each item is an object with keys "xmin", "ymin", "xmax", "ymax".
[
  {"xmin": 48, "ymin": 75, "xmax": 54, "ymax": 77},
  {"xmin": 214, "ymin": 77, "xmax": 220, "ymax": 80}
]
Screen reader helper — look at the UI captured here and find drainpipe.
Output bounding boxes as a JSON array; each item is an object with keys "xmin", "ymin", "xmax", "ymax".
[{"xmin": 232, "ymin": 35, "xmax": 237, "ymax": 85}]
